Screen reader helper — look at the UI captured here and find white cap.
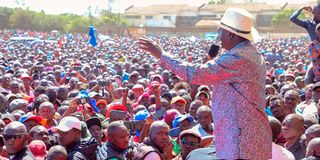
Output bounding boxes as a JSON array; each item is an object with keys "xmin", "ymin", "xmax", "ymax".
[{"xmin": 53, "ymin": 116, "xmax": 81, "ymax": 132}]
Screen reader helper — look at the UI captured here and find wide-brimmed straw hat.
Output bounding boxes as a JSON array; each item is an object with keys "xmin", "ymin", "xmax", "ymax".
[{"xmin": 220, "ymin": 7, "xmax": 259, "ymax": 42}]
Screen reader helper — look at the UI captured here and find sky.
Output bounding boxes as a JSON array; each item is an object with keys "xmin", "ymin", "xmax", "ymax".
[{"xmin": 0, "ymin": 0, "xmax": 312, "ymax": 15}]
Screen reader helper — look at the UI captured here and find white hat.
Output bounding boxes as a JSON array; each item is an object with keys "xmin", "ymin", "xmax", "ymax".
[
  {"xmin": 53, "ymin": 116, "xmax": 81, "ymax": 132},
  {"xmin": 220, "ymin": 7, "xmax": 259, "ymax": 42}
]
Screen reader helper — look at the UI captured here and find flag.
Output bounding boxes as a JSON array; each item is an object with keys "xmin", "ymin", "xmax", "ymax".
[{"xmin": 88, "ymin": 26, "xmax": 97, "ymax": 47}]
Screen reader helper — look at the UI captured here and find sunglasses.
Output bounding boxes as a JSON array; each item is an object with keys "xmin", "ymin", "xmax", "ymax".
[
  {"xmin": 3, "ymin": 134, "xmax": 25, "ymax": 141},
  {"xmin": 181, "ymin": 139, "xmax": 198, "ymax": 147}
]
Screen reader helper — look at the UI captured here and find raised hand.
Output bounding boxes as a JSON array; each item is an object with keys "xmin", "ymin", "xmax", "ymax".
[{"xmin": 137, "ymin": 37, "xmax": 164, "ymax": 59}]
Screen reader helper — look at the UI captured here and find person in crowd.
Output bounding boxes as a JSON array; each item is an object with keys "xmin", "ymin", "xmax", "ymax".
[
  {"xmin": 173, "ymin": 129, "xmax": 202, "ymax": 160},
  {"xmin": 28, "ymin": 140, "xmax": 47, "ymax": 160},
  {"xmin": 171, "ymin": 96, "xmax": 187, "ymax": 114},
  {"xmin": 270, "ymin": 95, "xmax": 290, "ymax": 123},
  {"xmin": 19, "ymin": 114, "xmax": 42, "ymax": 132},
  {"xmin": 85, "ymin": 117, "xmax": 104, "ymax": 145},
  {"xmin": 268, "ymin": 116, "xmax": 295, "ymax": 160},
  {"xmin": 138, "ymin": 7, "xmax": 272, "ymax": 159},
  {"xmin": 53, "ymin": 116, "xmax": 98, "ymax": 160},
  {"xmin": 30, "ymin": 125, "xmax": 53, "ymax": 149},
  {"xmin": 284, "ymin": 89, "xmax": 301, "ymax": 113},
  {"xmin": 133, "ymin": 121, "xmax": 173, "ymax": 160},
  {"xmin": 282, "ymin": 114, "xmax": 306, "ymax": 160},
  {"xmin": 305, "ymin": 137, "xmax": 320, "ymax": 159},
  {"xmin": 96, "ymin": 121, "xmax": 131, "ymax": 160},
  {"xmin": 39, "ymin": 102, "xmax": 57, "ymax": 129},
  {"xmin": 192, "ymin": 105, "xmax": 214, "ymax": 138},
  {"xmin": 46, "ymin": 145, "xmax": 67, "ymax": 160},
  {"xmin": 3, "ymin": 121, "xmax": 35, "ymax": 160},
  {"xmin": 304, "ymin": 124, "xmax": 320, "ymax": 146}
]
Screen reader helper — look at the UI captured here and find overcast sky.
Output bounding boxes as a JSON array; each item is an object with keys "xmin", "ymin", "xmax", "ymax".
[{"xmin": 0, "ymin": 0, "xmax": 311, "ymax": 15}]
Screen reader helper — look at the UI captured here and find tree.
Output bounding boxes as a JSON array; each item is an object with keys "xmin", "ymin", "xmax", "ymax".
[{"xmin": 271, "ymin": 9, "xmax": 306, "ymax": 31}]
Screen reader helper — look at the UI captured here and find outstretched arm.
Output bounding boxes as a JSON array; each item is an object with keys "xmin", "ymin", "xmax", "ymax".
[{"xmin": 137, "ymin": 37, "xmax": 246, "ymax": 85}]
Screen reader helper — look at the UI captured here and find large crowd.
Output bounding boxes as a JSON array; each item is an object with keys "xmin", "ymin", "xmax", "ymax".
[{"xmin": 0, "ymin": 5, "xmax": 319, "ymax": 160}]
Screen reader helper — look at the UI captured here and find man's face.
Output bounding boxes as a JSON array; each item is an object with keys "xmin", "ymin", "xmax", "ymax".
[
  {"xmin": 39, "ymin": 105, "xmax": 55, "ymax": 120},
  {"xmin": 281, "ymin": 117, "xmax": 302, "ymax": 140},
  {"xmin": 97, "ymin": 104, "xmax": 107, "ymax": 116},
  {"xmin": 57, "ymin": 129, "xmax": 79, "ymax": 147},
  {"xmin": 313, "ymin": 6, "xmax": 320, "ymax": 21},
  {"xmin": 284, "ymin": 93, "xmax": 299, "ymax": 112},
  {"xmin": 88, "ymin": 125, "xmax": 102, "ymax": 142},
  {"xmin": 133, "ymin": 88, "xmax": 144, "ymax": 99},
  {"xmin": 198, "ymin": 94, "xmax": 209, "ymax": 106},
  {"xmin": 23, "ymin": 120, "xmax": 38, "ymax": 132},
  {"xmin": 181, "ymin": 135, "xmax": 200, "ymax": 157},
  {"xmin": 9, "ymin": 83, "xmax": 20, "ymax": 94},
  {"xmin": 110, "ymin": 126, "xmax": 129, "ymax": 149},
  {"xmin": 172, "ymin": 102, "xmax": 186, "ymax": 114},
  {"xmin": 3, "ymin": 129, "xmax": 26, "ymax": 154},
  {"xmin": 32, "ymin": 127, "xmax": 50, "ymax": 145},
  {"xmin": 190, "ymin": 104, "xmax": 200, "ymax": 119},
  {"xmin": 150, "ymin": 126, "xmax": 170, "ymax": 148},
  {"xmin": 270, "ymin": 100, "xmax": 286, "ymax": 120},
  {"xmin": 197, "ymin": 111, "xmax": 212, "ymax": 129},
  {"xmin": 312, "ymin": 88, "xmax": 320, "ymax": 102},
  {"xmin": 178, "ymin": 119, "xmax": 191, "ymax": 131},
  {"xmin": 219, "ymin": 29, "xmax": 232, "ymax": 50}
]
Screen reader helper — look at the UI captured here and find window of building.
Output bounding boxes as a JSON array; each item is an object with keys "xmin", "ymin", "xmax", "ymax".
[
  {"xmin": 163, "ymin": 16, "xmax": 171, "ymax": 21},
  {"xmin": 146, "ymin": 16, "xmax": 153, "ymax": 20},
  {"xmin": 126, "ymin": 15, "xmax": 141, "ymax": 19}
]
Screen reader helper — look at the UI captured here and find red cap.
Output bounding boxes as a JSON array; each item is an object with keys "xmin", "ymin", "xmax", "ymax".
[
  {"xmin": 96, "ymin": 100, "xmax": 107, "ymax": 106},
  {"xmin": 28, "ymin": 140, "xmax": 47, "ymax": 160},
  {"xmin": 109, "ymin": 103, "xmax": 127, "ymax": 112}
]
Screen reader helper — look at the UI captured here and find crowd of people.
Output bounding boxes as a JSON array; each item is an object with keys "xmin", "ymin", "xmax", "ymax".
[{"xmin": 0, "ymin": 5, "xmax": 319, "ymax": 160}]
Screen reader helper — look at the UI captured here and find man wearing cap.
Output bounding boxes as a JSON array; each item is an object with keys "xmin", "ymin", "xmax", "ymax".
[
  {"xmin": 138, "ymin": 8, "xmax": 272, "ymax": 159},
  {"xmin": 171, "ymin": 96, "xmax": 187, "ymax": 114},
  {"xmin": 173, "ymin": 130, "xmax": 202, "ymax": 160},
  {"xmin": 303, "ymin": 82, "xmax": 320, "ymax": 119},
  {"xmin": 54, "ymin": 116, "xmax": 97, "ymax": 160},
  {"xmin": 86, "ymin": 117, "xmax": 104, "ymax": 145},
  {"xmin": 19, "ymin": 114, "xmax": 42, "ymax": 132}
]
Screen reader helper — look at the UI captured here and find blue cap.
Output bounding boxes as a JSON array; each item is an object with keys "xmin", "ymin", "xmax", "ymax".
[
  {"xmin": 134, "ymin": 110, "xmax": 150, "ymax": 121},
  {"xmin": 172, "ymin": 114, "xmax": 194, "ymax": 128}
]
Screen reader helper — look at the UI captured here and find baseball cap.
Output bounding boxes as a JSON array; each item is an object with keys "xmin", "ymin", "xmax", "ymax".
[
  {"xmin": 179, "ymin": 129, "xmax": 202, "ymax": 142},
  {"xmin": 53, "ymin": 116, "xmax": 81, "ymax": 132},
  {"xmin": 134, "ymin": 110, "xmax": 150, "ymax": 121},
  {"xmin": 161, "ymin": 92, "xmax": 173, "ymax": 101},
  {"xmin": 96, "ymin": 100, "xmax": 107, "ymax": 106},
  {"xmin": 109, "ymin": 103, "xmax": 127, "ymax": 112},
  {"xmin": 195, "ymin": 91, "xmax": 209, "ymax": 99},
  {"xmin": 171, "ymin": 96, "xmax": 187, "ymax": 105},
  {"xmin": 9, "ymin": 99, "xmax": 28, "ymax": 111},
  {"xmin": 1, "ymin": 113, "xmax": 15, "ymax": 122},
  {"xmin": 313, "ymin": 82, "xmax": 320, "ymax": 91},
  {"xmin": 172, "ymin": 114, "xmax": 194, "ymax": 128},
  {"xmin": 132, "ymin": 84, "xmax": 144, "ymax": 90},
  {"xmin": 19, "ymin": 115, "xmax": 42, "ymax": 124},
  {"xmin": 28, "ymin": 140, "xmax": 47, "ymax": 160},
  {"xmin": 198, "ymin": 85, "xmax": 210, "ymax": 92},
  {"xmin": 85, "ymin": 117, "xmax": 102, "ymax": 129}
]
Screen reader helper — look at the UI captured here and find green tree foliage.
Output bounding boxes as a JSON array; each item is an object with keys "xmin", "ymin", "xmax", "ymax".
[
  {"xmin": 0, "ymin": 7, "xmax": 127, "ymax": 33},
  {"xmin": 271, "ymin": 9, "xmax": 306, "ymax": 30}
]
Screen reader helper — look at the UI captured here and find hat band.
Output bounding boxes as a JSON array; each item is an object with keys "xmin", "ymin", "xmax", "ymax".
[{"xmin": 221, "ymin": 22, "xmax": 251, "ymax": 34}]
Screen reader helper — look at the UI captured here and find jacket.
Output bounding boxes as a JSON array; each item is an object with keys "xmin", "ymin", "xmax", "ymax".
[
  {"xmin": 10, "ymin": 148, "xmax": 35, "ymax": 160},
  {"xmin": 160, "ymin": 41, "xmax": 272, "ymax": 159}
]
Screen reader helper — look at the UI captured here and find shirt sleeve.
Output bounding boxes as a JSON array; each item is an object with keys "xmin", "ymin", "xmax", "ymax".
[
  {"xmin": 290, "ymin": 8, "xmax": 308, "ymax": 29},
  {"xmin": 144, "ymin": 152, "xmax": 161, "ymax": 160},
  {"xmin": 304, "ymin": 66, "xmax": 315, "ymax": 85},
  {"xmin": 160, "ymin": 51, "xmax": 247, "ymax": 85}
]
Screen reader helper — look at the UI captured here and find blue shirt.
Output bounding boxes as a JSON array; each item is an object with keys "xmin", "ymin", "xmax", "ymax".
[{"xmin": 290, "ymin": 8, "xmax": 319, "ymax": 41}]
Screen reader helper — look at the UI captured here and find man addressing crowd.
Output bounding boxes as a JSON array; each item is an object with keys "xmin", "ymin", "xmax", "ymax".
[{"xmin": 138, "ymin": 7, "xmax": 272, "ymax": 159}]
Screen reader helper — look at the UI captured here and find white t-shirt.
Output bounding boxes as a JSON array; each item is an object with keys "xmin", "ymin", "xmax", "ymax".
[{"xmin": 302, "ymin": 102, "xmax": 318, "ymax": 119}]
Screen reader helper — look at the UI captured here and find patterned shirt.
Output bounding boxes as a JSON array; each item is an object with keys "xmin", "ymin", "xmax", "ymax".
[{"xmin": 160, "ymin": 41, "xmax": 272, "ymax": 159}]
